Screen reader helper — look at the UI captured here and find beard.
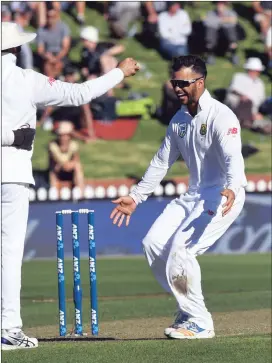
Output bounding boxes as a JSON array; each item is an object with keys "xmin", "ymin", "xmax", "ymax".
[{"xmin": 176, "ymin": 91, "xmax": 195, "ymax": 105}]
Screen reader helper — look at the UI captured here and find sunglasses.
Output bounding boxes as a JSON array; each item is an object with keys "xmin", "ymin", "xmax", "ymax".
[{"xmin": 170, "ymin": 76, "xmax": 204, "ymax": 89}]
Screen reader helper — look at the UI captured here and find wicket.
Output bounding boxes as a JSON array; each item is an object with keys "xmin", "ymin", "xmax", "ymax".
[{"xmin": 56, "ymin": 209, "xmax": 98, "ymax": 337}]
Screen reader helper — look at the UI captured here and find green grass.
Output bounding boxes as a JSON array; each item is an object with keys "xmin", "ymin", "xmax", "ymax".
[
  {"xmin": 2, "ymin": 254, "xmax": 271, "ymax": 362},
  {"xmin": 3, "ymin": 336, "xmax": 271, "ymax": 363},
  {"xmin": 30, "ymin": 3, "xmax": 271, "ymax": 179}
]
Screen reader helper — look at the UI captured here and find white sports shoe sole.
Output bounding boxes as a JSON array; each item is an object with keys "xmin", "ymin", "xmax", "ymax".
[
  {"xmin": 1, "ymin": 335, "xmax": 38, "ymax": 350},
  {"xmin": 2, "ymin": 342, "xmax": 38, "ymax": 351},
  {"xmin": 169, "ymin": 329, "xmax": 215, "ymax": 340},
  {"xmin": 164, "ymin": 327, "xmax": 177, "ymax": 337}
]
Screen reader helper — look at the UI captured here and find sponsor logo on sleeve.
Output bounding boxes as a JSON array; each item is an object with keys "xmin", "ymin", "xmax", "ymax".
[
  {"xmin": 227, "ymin": 127, "xmax": 238, "ymax": 135},
  {"xmin": 48, "ymin": 77, "xmax": 56, "ymax": 86}
]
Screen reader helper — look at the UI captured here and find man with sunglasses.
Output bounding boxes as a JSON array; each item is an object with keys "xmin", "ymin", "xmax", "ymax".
[{"xmin": 110, "ymin": 55, "xmax": 247, "ymax": 339}]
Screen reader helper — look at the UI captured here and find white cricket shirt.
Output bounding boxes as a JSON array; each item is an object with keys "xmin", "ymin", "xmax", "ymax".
[
  {"xmin": 130, "ymin": 90, "xmax": 247, "ymax": 203},
  {"xmin": 1, "ymin": 54, "xmax": 124, "ymax": 184},
  {"xmin": 158, "ymin": 9, "xmax": 192, "ymax": 45}
]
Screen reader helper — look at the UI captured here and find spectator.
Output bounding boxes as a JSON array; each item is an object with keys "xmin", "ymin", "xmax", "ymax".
[
  {"xmin": 50, "ymin": 1, "xmax": 86, "ymax": 25},
  {"xmin": 265, "ymin": 26, "xmax": 272, "ymax": 69},
  {"xmin": 141, "ymin": 1, "xmax": 168, "ymax": 44},
  {"xmin": 154, "ymin": 65, "xmax": 181, "ymax": 125},
  {"xmin": 225, "ymin": 58, "xmax": 271, "ymax": 134},
  {"xmin": 13, "ymin": 5, "xmax": 34, "ymax": 69},
  {"xmin": 49, "ymin": 122, "xmax": 85, "ymax": 192},
  {"xmin": 204, "ymin": 1, "xmax": 239, "ymax": 65},
  {"xmin": 1, "ymin": 4, "xmax": 12, "ymax": 21},
  {"xmin": 104, "ymin": 1, "xmax": 141, "ymax": 39},
  {"xmin": 158, "ymin": 2, "xmax": 192, "ymax": 59},
  {"xmin": 38, "ymin": 65, "xmax": 95, "ymax": 142},
  {"xmin": 27, "ymin": 2, "xmax": 47, "ymax": 28},
  {"xmin": 37, "ymin": 8, "xmax": 71, "ymax": 78},
  {"xmin": 80, "ymin": 26, "xmax": 125, "ymax": 80},
  {"xmin": 253, "ymin": 1, "xmax": 272, "ymax": 40}
]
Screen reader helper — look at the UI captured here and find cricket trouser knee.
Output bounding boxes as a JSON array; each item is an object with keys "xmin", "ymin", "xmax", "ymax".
[
  {"xmin": 142, "ymin": 199, "xmax": 189, "ymax": 295},
  {"xmin": 143, "ymin": 235, "xmax": 171, "ymax": 293},
  {"xmin": 1, "ymin": 183, "xmax": 30, "ymax": 330},
  {"xmin": 166, "ymin": 246, "xmax": 214, "ymax": 330}
]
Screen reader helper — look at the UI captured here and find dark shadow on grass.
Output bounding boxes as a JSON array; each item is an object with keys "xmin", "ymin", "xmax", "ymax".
[{"xmin": 39, "ymin": 337, "xmax": 167, "ymax": 342}]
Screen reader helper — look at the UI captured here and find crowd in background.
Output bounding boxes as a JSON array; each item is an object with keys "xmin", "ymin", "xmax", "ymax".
[{"xmin": 2, "ymin": 1, "xmax": 272, "ymax": 191}]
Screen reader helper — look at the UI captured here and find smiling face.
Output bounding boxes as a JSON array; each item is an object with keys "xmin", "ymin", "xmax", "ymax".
[{"xmin": 171, "ymin": 66, "xmax": 205, "ymax": 106}]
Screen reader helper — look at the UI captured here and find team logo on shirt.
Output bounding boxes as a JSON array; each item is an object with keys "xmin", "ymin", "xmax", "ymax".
[
  {"xmin": 200, "ymin": 123, "xmax": 207, "ymax": 136},
  {"xmin": 178, "ymin": 123, "xmax": 187, "ymax": 138}
]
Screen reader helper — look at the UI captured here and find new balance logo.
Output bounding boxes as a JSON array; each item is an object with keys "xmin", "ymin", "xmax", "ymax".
[{"xmin": 48, "ymin": 77, "xmax": 56, "ymax": 86}]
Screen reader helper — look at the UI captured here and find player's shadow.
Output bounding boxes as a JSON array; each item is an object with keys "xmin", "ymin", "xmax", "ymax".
[{"xmin": 39, "ymin": 337, "xmax": 167, "ymax": 342}]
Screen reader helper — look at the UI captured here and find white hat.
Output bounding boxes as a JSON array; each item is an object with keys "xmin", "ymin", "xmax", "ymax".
[
  {"xmin": 80, "ymin": 26, "xmax": 99, "ymax": 43},
  {"xmin": 56, "ymin": 121, "xmax": 74, "ymax": 135},
  {"xmin": 244, "ymin": 57, "xmax": 264, "ymax": 71},
  {"xmin": 1, "ymin": 22, "xmax": 36, "ymax": 51}
]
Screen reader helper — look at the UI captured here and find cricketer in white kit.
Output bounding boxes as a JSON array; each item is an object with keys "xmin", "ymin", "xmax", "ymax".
[
  {"xmin": 1, "ymin": 22, "xmax": 140, "ymax": 350},
  {"xmin": 110, "ymin": 55, "xmax": 247, "ymax": 339}
]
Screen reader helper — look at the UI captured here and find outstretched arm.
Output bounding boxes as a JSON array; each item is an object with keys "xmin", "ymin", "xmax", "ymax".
[
  {"xmin": 31, "ymin": 58, "xmax": 140, "ymax": 108},
  {"xmin": 110, "ymin": 121, "xmax": 180, "ymax": 227}
]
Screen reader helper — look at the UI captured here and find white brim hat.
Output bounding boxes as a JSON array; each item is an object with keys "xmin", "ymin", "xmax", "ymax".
[
  {"xmin": 244, "ymin": 57, "xmax": 265, "ymax": 71},
  {"xmin": 80, "ymin": 26, "xmax": 99, "ymax": 43},
  {"xmin": 1, "ymin": 22, "xmax": 36, "ymax": 51},
  {"xmin": 56, "ymin": 121, "xmax": 74, "ymax": 135}
]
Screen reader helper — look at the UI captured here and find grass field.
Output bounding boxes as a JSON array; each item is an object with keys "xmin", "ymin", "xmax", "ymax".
[
  {"xmin": 2, "ymin": 254, "xmax": 271, "ymax": 363},
  {"xmin": 30, "ymin": 2, "xmax": 272, "ymax": 178}
]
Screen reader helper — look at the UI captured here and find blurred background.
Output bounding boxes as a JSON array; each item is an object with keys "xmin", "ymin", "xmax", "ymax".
[{"xmin": 2, "ymin": 1, "xmax": 271, "ymax": 259}]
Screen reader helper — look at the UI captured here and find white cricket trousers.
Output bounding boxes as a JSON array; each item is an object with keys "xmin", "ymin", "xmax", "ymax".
[
  {"xmin": 1, "ymin": 183, "xmax": 30, "ymax": 330},
  {"xmin": 143, "ymin": 188, "xmax": 245, "ymax": 330}
]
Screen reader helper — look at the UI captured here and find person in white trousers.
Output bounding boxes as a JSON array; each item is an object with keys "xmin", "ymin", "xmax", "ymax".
[
  {"xmin": 1, "ymin": 22, "xmax": 140, "ymax": 350},
  {"xmin": 110, "ymin": 55, "xmax": 247, "ymax": 339}
]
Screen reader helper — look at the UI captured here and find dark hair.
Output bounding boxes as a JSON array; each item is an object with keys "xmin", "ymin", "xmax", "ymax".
[
  {"xmin": 172, "ymin": 55, "xmax": 207, "ymax": 79},
  {"xmin": 167, "ymin": 2, "xmax": 180, "ymax": 10},
  {"xmin": 63, "ymin": 64, "xmax": 77, "ymax": 76},
  {"xmin": 2, "ymin": 46, "xmax": 21, "ymax": 55}
]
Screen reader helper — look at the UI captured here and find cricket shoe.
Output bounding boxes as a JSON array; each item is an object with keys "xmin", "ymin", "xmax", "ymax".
[
  {"xmin": 1, "ymin": 329, "xmax": 38, "ymax": 350},
  {"xmin": 164, "ymin": 311, "xmax": 188, "ymax": 337},
  {"xmin": 169, "ymin": 322, "xmax": 215, "ymax": 339}
]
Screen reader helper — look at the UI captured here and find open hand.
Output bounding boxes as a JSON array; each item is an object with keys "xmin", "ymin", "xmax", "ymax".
[
  {"xmin": 117, "ymin": 58, "xmax": 140, "ymax": 77},
  {"xmin": 110, "ymin": 196, "xmax": 137, "ymax": 227},
  {"xmin": 221, "ymin": 189, "xmax": 235, "ymax": 216}
]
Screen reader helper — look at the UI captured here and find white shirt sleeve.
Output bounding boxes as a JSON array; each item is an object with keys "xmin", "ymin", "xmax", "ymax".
[
  {"xmin": 2, "ymin": 127, "xmax": 14, "ymax": 146},
  {"xmin": 28, "ymin": 68, "xmax": 124, "ymax": 107},
  {"xmin": 179, "ymin": 11, "xmax": 192, "ymax": 36},
  {"xmin": 214, "ymin": 111, "xmax": 244, "ymax": 197},
  {"xmin": 158, "ymin": 13, "xmax": 170, "ymax": 39},
  {"xmin": 129, "ymin": 122, "xmax": 180, "ymax": 204}
]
